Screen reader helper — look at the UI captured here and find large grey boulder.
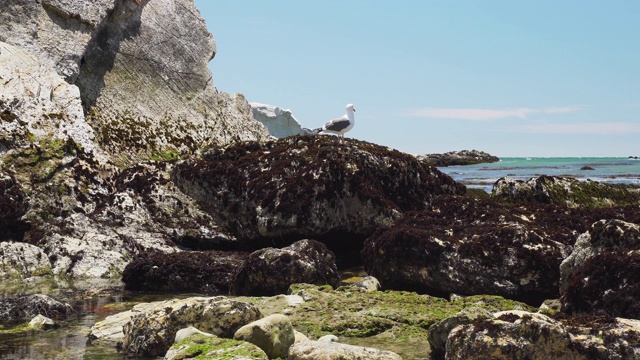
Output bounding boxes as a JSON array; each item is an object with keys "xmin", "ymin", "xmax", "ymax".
[
  {"xmin": 446, "ymin": 310, "xmax": 640, "ymax": 359},
  {"xmin": 428, "ymin": 307, "xmax": 493, "ymax": 360},
  {"xmin": 121, "ymin": 297, "xmax": 262, "ymax": 357}
]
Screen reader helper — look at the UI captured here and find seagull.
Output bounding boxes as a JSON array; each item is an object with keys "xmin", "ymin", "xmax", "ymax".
[{"xmin": 313, "ymin": 104, "xmax": 356, "ymax": 143}]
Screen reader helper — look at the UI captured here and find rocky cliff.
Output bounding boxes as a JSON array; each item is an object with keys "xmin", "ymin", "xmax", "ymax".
[
  {"xmin": 0, "ymin": 0, "xmax": 270, "ymax": 278},
  {"xmin": 1, "ymin": 0, "xmax": 269, "ymax": 164}
]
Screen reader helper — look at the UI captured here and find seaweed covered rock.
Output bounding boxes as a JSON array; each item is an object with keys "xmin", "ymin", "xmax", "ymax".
[
  {"xmin": 493, "ymin": 176, "xmax": 640, "ymax": 207},
  {"xmin": 122, "ymin": 297, "xmax": 262, "ymax": 357},
  {"xmin": 446, "ymin": 310, "xmax": 640, "ymax": 359},
  {"xmin": 5, "ymin": 150, "xmax": 237, "ymax": 279},
  {"xmin": 561, "ymin": 219, "xmax": 640, "ymax": 318},
  {"xmin": 230, "ymin": 240, "xmax": 340, "ymax": 296},
  {"xmin": 174, "ymin": 136, "xmax": 465, "ymax": 248},
  {"xmin": 0, "ymin": 294, "xmax": 73, "ymax": 324},
  {"xmin": 165, "ymin": 333, "xmax": 268, "ymax": 360},
  {"xmin": 362, "ymin": 196, "xmax": 571, "ymax": 305},
  {"xmin": 122, "ymin": 250, "xmax": 248, "ymax": 294},
  {"xmin": 417, "ymin": 149, "xmax": 500, "ymax": 167}
]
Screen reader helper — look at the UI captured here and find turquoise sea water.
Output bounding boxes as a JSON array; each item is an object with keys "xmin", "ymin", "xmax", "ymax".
[{"xmin": 438, "ymin": 157, "xmax": 640, "ymax": 193}]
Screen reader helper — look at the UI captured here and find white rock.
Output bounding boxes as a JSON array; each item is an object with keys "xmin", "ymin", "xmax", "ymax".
[{"xmin": 250, "ymin": 102, "xmax": 307, "ymax": 138}]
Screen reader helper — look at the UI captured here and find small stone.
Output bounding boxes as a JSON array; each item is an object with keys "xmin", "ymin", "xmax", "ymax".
[{"xmin": 28, "ymin": 314, "xmax": 57, "ymax": 330}]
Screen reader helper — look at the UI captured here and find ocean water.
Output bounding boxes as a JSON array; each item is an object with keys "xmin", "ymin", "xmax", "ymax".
[{"xmin": 438, "ymin": 157, "xmax": 640, "ymax": 193}]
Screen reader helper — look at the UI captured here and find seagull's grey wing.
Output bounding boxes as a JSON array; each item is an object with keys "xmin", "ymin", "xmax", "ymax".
[{"xmin": 323, "ymin": 115, "xmax": 350, "ymax": 131}]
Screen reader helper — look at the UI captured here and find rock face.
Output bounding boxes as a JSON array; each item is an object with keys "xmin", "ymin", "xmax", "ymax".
[
  {"xmin": 122, "ymin": 297, "xmax": 262, "ymax": 357},
  {"xmin": 122, "ymin": 250, "xmax": 248, "ymax": 294},
  {"xmin": 230, "ymin": 240, "xmax": 341, "ymax": 296},
  {"xmin": 251, "ymin": 102, "xmax": 309, "ymax": 138},
  {"xmin": 0, "ymin": 41, "xmax": 97, "ymax": 154},
  {"xmin": 362, "ymin": 196, "xmax": 572, "ymax": 305},
  {"xmin": 174, "ymin": 136, "xmax": 465, "ymax": 248},
  {"xmin": 446, "ymin": 310, "xmax": 640, "ymax": 359},
  {"xmin": 417, "ymin": 150, "xmax": 500, "ymax": 167},
  {"xmin": 0, "ymin": 242, "xmax": 53, "ymax": 279},
  {"xmin": 560, "ymin": 219, "xmax": 640, "ymax": 319},
  {"xmin": 493, "ymin": 176, "xmax": 640, "ymax": 207},
  {"xmin": 0, "ymin": 0, "xmax": 271, "ymax": 281},
  {"xmin": 1, "ymin": 0, "xmax": 269, "ymax": 163}
]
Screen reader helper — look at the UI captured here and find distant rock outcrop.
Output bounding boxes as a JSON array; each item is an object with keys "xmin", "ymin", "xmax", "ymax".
[
  {"xmin": 493, "ymin": 176, "xmax": 640, "ymax": 207},
  {"xmin": 417, "ymin": 150, "xmax": 499, "ymax": 167},
  {"xmin": 251, "ymin": 102, "xmax": 310, "ymax": 138}
]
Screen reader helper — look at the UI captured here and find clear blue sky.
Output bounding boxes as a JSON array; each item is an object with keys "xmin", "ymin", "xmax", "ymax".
[{"xmin": 194, "ymin": 1, "xmax": 639, "ymax": 157}]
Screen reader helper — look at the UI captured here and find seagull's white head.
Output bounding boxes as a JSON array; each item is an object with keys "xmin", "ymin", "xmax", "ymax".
[{"xmin": 346, "ymin": 104, "xmax": 356, "ymax": 112}]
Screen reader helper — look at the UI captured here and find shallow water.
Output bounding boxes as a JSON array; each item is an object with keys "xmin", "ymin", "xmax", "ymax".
[
  {"xmin": 0, "ymin": 278, "xmax": 196, "ymax": 360},
  {"xmin": 0, "ymin": 269, "xmax": 372, "ymax": 360},
  {"xmin": 439, "ymin": 157, "xmax": 640, "ymax": 192}
]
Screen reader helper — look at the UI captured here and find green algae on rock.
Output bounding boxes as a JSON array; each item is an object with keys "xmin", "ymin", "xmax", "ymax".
[{"xmin": 165, "ymin": 334, "xmax": 268, "ymax": 360}]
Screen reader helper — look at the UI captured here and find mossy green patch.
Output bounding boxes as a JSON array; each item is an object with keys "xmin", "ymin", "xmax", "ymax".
[
  {"xmin": 245, "ymin": 284, "xmax": 534, "ymax": 342},
  {"xmin": 168, "ymin": 334, "xmax": 268, "ymax": 360}
]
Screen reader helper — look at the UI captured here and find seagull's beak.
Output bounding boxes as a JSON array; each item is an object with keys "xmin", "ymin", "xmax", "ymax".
[{"xmin": 353, "ymin": 108, "xmax": 356, "ymax": 112}]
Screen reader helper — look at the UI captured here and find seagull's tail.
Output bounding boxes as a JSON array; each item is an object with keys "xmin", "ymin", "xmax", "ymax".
[{"xmin": 302, "ymin": 128, "xmax": 324, "ymax": 135}]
